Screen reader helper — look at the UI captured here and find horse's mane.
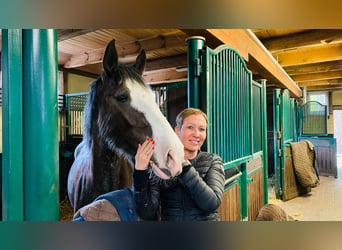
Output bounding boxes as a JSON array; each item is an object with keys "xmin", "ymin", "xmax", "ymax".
[{"xmin": 82, "ymin": 79, "xmax": 99, "ymax": 146}]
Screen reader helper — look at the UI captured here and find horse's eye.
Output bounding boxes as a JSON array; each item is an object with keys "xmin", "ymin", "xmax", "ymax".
[{"xmin": 115, "ymin": 94, "xmax": 128, "ymax": 103}]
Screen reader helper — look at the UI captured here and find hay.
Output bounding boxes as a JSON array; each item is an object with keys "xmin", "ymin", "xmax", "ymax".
[{"xmin": 59, "ymin": 196, "xmax": 74, "ymax": 221}]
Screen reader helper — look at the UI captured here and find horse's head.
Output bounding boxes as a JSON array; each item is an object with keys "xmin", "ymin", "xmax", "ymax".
[{"xmin": 84, "ymin": 39, "xmax": 184, "ymax": 180}]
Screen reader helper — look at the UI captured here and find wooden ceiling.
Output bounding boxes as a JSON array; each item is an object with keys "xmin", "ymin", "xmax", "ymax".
[
  {"xmin": 3, "ymin": 29, "xmax": 342, "ymax": 95},
  {"xmin": 253, "ymin": 29, "xmax": 342, "ymax": 92},
  {"xmin": 58, "ymin": 29, "xmax": 342, "ymax": 94}
]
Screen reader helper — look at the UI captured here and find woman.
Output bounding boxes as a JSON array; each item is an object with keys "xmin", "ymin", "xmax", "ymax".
[{"xmin": 133, "ymin": 108, "xmax": 225, "ymax": 221}]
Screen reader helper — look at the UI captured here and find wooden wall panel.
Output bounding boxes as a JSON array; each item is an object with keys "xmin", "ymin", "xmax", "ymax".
[{"xmin": 218, "ymin": 184, "xmax": 241, "ymax": 221}]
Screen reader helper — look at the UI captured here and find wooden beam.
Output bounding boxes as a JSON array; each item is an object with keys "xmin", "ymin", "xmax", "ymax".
[
  {"xmin": 188, "ymin": 29, "xmax": 301, "ymax": 97},
  {"xmin": 306, "ymin": 83, "xmax": 342, "ymax": 91},
  {"xmin": 298, "ymin": 78, "xmax": 342, "ymax": 87},
  {"xmin": 145, "ymin": 54, "xmax": 187, "ymax": 71},
  {"xmin": 57, "ymin": 29, "xmax": 96, "ymax": 41},
  {"xmin": 64, "ymin": 47, "xmax": 104, "ymax": 68},
  {"xmin": 261, "ymin": 29, "xmax": 342, "ymax": 52},
  {"xmin": 292, "ymin": 70, "xmax": 342, "ymax": 82},
  {"xmin": 275, "ymin": 43, "xmax": 342, "ymax": 67},
  {"xmin": 143, "ymin": 68, "xmax": 187, "ymax": 85},
  {"xmin": 59, "ymin": 66, "xmax": 99, "ymax": 79},
  {"xmin": 284, "ymin": 60, "xmax": 342, "ymax": 75}
]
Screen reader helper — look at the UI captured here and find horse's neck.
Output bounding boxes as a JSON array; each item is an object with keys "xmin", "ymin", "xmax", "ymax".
[{"xmin": 90, "ymin": 138, "xmax": 133, "ymax": 190}]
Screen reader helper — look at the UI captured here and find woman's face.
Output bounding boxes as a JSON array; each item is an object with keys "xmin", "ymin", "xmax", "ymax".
[{"xmin": 176, "ymin": 114, "xmax": 207, "ymax": 152}]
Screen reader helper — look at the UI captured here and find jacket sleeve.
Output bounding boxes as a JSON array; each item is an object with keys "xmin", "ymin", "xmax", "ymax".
[
  {"xmin": 133, "ymin": 169, "xmax": 160, "ymax": 220},
  {"xmin": 177, "ymin": 154, "xmax": 225, "ymax": 212}
]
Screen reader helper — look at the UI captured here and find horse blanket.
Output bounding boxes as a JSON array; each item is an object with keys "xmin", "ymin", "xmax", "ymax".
[
  {"xmin": 290, "ymin": 140, "xmax": 319, "ymax": 188},
  {"xmin": 73, "ymin": 188, "xmax": 137, "ymax": 221}
]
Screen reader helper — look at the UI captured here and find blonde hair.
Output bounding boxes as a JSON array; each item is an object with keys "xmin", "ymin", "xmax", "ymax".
[{"xmin": 175, "ymin": 108, "xmax": 208, "ymax": 129}]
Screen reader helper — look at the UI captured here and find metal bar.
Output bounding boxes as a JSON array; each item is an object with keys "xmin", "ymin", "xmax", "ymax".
[
  {"xmin": 224, "ymin": 172, "xmax": 242, "ymax": 191},
  {"xmin": 1, "ymin": 29, "xmax": 24, "ymax": 221},
  {"xmin": 23, "ymin": 29, "xmax": 59, "ymax": 220}
]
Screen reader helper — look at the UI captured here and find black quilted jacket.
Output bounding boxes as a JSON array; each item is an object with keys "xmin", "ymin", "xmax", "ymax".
[{"xmin": 133, "ymin": 151, "xmax": 225, "ymax": 221}]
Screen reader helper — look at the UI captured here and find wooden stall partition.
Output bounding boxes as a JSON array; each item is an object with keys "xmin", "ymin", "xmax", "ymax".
[
  {"xmin": 283, "ymin": 144, "xmax": 311, "ymax": 201},
  {"xmin": 218, "ymin": 181, "xmax": 241, "ymax": 221},
  {"xmin": 247, "ymin": 155, "xmax": 264, "ymax": 221},
  {"xmin": 299, "ymin": 136, "xmax": 337, "ymax": 178}
]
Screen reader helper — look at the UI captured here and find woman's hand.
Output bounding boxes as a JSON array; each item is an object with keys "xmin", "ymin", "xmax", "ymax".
[{"xmin": 135, "ymin": 138, "xmax": 155, "ymax": 170}]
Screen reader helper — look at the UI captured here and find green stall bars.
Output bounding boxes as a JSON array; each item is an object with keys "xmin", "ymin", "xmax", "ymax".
[
  {"xmin": 187, "ymin": 36, "xmax": 268, "ymax": 220},
  {"xmin": 273, "ymin": 89, "xmax": 299, "ymax": 200}
]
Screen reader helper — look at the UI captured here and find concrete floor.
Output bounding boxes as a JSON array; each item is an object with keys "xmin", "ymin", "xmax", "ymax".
[{"xmin": 268, "ymin": 156, "xmax": 342, "ymax": 221}]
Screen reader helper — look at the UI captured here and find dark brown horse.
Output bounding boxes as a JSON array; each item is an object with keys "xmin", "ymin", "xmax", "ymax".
[{"xmin": 67, "ymin": 39, "xmax": 184, "ymax": 213}]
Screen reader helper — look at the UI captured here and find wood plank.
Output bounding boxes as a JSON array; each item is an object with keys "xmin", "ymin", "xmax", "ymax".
[
  {"xmin": 143, "ymin": 68, "xmax": 187, "ymax": 84},
  {"xmin": 275, "ymin": 43, "xmax": 342, "ymax": 67},
  {"xmin": 145, "ymin": 54, "xmax": 187, "ymax": 71},
  {"xmin": 292, "ymin": 70, "xmax": 342, "ymax": 82},
  {"xmin": 218, "ymin": 184, "xmax": 241, "ymax": 221},
  {"xmin": 298, "ymin": 78, "xmax": 342, "ymax": 87},
  {"xmin": 284, "ymin": 60, "xmax": 342, "ymax": 75},
  {"xmin": 57, "ymin": 29, "xmax": 96, "ymax": 41},
  {"xmin": 261, "ymin": 29, "xmax": 342, "ymax": 52},
  {"xmin": 306, "ymin": 83, "xmax": 342, "ymax": 91}
]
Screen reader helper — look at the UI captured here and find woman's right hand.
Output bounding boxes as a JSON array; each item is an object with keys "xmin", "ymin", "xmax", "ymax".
[{"xmin": 135, "ymin": 138, "xmax": 155, "ymax": 170}]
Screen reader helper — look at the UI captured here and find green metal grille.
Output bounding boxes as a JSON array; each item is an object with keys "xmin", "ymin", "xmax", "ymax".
[
  {"xmin": 300, "ymin": 100, "xmax": 328, "ymax": 136},
  {"xmin": 282, "ymin": 89, "xmax": 296, "ymax": 143},
  {"xmin": 203, "ymin": 45, "xmax": 253, "ymax": 166},
  {"xmin": 151, "ymin": 81, "xmax": 187, "ymax": 122},
  {"xmin": 65, "ymin": 92, "xmax": 88, "ymax": 135},
  {"xmin": 252, "ymin": 80, "xmax": 262, "ymax": 153},
  {"xmin": 151, "ymin": 85, "xmax": 168, "ymax": 118}
]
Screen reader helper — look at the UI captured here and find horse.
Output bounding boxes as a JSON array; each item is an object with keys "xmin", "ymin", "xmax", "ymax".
[{"xmin": 67, "ymin": 39, "xmax": 184, "ymax": 214}]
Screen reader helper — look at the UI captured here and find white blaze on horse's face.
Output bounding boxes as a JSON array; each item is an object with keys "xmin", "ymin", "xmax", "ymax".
[{"xmin": 125, "ymin": 79, "xmax": 184, "ymax": 179}]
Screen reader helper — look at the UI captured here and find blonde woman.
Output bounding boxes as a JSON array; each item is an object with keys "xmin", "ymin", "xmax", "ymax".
[{"xmin": 134, "ymin": 108, "xmax": 225, "ymax": 221}]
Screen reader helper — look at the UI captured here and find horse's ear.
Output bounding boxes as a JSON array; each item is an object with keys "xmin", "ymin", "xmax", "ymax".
[
  {"xmin": 103, "ymin": 39, "xmax": 118, "ymax": 74},
  {"xmin": 134, "ymin": 49, "xmax": 146, "ymax": 75}
]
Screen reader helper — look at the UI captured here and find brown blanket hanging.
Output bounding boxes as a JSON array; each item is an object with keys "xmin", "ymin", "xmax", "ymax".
[{"xmin": 289, "ymin": 140, "xmax": 319, "ymax": 188}]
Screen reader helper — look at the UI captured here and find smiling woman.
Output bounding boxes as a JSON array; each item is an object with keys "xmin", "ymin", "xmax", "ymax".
[{"xmin": 133, "ymin": 107, "xmax": 226, "ymax": 221}]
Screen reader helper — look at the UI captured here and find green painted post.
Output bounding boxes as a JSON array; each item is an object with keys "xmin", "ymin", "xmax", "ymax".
[
  {"xmin": 280, "ymin": 90, "xmax": 286, "ymax": 201},
  {"xmin": 186, "ymin": 36, "xmax": 205, "ymax": 108},
  {"xmin": 240, "ymin": 162, "xmax": 248, "ymax": 220},
  {"xmin": 273, "ymin": 89, "xmax": 282, "ymax": 199},
  {"xmin": 1, "ymin": 29, "xmax": 24, "ymax": 221},
  {"xmin": 23, "ymin": 29, "xmax": 59, "ymax": 220},
  {"xmin": 260, "ymin": 79, "xmax": 268, "ymax": 204}
]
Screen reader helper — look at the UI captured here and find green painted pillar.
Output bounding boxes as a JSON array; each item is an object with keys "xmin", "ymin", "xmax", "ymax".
[
  {"xmin": 22, "ymin": 29, "xmax": 59, "ymax": 220},
  {"xmin": 260, "ymin": 79, "xmax": 268, "ymax": 205},
  {"xmin": 273, "ymin": 89, "xmax": 282, "ymax": 199},
  {"xmin": 240, "ymin": 162, "xmax": 248, "ymax": 220},
  {"xmin": 1, "ymin": 29, "xmax": 24, "ymax": 221},
  {"xmin": 186, "ymin": 36, "xmax": 205, "ymax": 108}
]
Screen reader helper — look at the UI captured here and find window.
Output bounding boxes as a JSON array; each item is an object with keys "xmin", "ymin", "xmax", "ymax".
[{"xmin": 307, "ymin": 91, "xmax": 328, "ymax": 106}]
